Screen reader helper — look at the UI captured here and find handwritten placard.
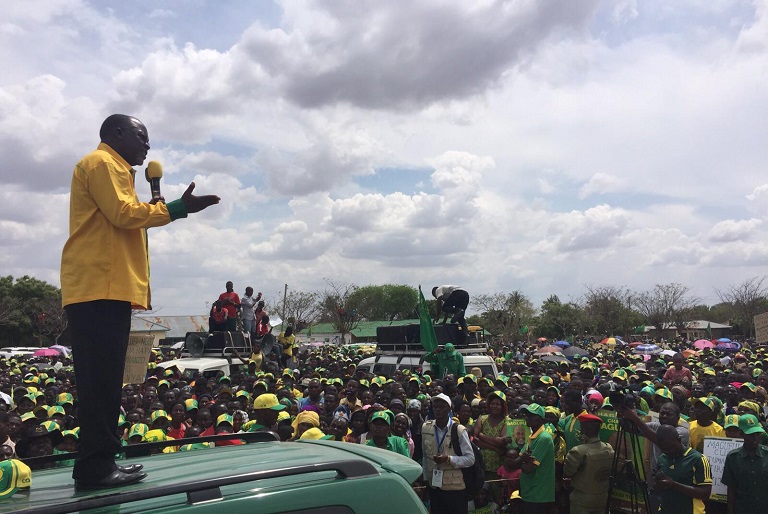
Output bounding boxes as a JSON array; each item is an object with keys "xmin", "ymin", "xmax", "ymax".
[
  {"xmin": 123, "ymin": 335, "xmax": 155, "ymax": 385},
  {"xmin": 754, "ymin": 312, "xmax": 768, "ymax": 344},
  {"xmin": 703, "ymin": 436, "xmax": 743, "ymax": 501}
]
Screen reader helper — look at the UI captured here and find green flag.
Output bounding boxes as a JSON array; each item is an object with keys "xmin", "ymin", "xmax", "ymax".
[
  {"xmin": 418, "ymin": 286, "xmax": 438, "ymax": 353},
  {"xmin": 519, "ymin": 325, "xmax": 529, "ymax": 335},
  {"xmin": 706, "ymin": 322, "xmax": 711, "ymax": 339}
]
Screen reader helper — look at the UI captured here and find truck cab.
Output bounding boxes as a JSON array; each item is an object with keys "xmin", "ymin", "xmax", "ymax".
[{"xmin": 157, "ymin": 331, "xmax": 253, "ymax": 380}]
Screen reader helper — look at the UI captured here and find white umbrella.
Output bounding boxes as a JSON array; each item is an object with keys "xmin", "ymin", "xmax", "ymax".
[{"xmin": 49, "ymin": 345, "xmax": 70, "ymax": 357}]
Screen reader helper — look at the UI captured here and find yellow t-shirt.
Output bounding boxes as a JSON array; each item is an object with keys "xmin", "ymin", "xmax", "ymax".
[
  {"xmin": 689, "ymin": 420, "xmax": 724, "ymax": 452},
  {"xmin": 61, "ymin": 143, "xmax": 179, "ymax": 309},
  {"xmin": 249, "ymin": 352, "xmax": 263, "ymax": 370},
  {"xmin": 279, "ymin": 333, "xmax": 296, "ymax": 356}
]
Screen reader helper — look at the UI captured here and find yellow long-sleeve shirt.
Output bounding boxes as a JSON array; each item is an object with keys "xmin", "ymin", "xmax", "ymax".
[{"xmin": 61, "ymin": 143, "xmax": 186, "ymax": 309}]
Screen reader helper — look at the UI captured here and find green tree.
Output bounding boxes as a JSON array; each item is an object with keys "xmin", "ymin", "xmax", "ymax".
[
  {"xmin": 0, "ymin": 275, "xmax": 66, "ymax": 346},
  {"xmin": 346, "ymin": 284, "xmax": 418, "ymax": 321},
  {"xmin": 537, "ymin": 295, "xmax": 583, "ymax": 340},
  {"xmin": 635, "ymin": 283, "xmax": 698, "ymax": 339},
  {"xmin": 715, "ymin": 277, "xmax": 768, "ymax": 338},
  {"xmin": 685, "ymin": 303, "xmax": 735, "ymax": 327},
  {"xmin": 473, "ymin": 291, "xmax": 535, "ymax": 342},
  {"xmin": 583, "ymin": 285, "xmax": 642, "ymax": 339}
]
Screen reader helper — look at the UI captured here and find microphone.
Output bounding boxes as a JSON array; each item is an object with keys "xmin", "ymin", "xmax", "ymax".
[{"xmin": 145, "ymin": 161, "xmax": 163, "ymax": 202}]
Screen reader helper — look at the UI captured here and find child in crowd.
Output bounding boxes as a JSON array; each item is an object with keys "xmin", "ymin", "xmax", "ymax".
[{"xmin": 469, "ymin": 483, "xmax": 500, "ymax": 514}]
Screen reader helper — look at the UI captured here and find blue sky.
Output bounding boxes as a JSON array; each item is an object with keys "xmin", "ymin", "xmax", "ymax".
[{"xmin": 3, "ymin": 0, "xmax": 768, "ymax": 315}]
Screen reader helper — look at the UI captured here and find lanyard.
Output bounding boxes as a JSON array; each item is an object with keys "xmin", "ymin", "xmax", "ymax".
[{"xmin": 435, "ymin": 419, "xmax": 452, "ymax": 453}]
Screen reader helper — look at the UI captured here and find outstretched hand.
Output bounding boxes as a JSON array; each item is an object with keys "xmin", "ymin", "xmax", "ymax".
[{"xmin": 181, "ymin": 182, "xmax": 220, "ymax": 214}]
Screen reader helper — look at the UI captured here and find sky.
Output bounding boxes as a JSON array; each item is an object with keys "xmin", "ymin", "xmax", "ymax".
[{"xmin": 3, "ymin": 0, "xmax": 768, "ymax": 316}]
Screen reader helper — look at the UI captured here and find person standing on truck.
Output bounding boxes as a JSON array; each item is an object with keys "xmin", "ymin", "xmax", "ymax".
[
  {"xmin": 432, "ymin": 285, "xmax": 470, "ymax": 338},
  {"xmin": 240, "ymin": 287, "xmax": 262, "ymax": 338},
  {"xmin": 61, "ymin": 114, "xmax": 219, "ymax": 490},
  {"xmin": 218, "ymin": 281, "xmax": 240, "ymax": 332}
]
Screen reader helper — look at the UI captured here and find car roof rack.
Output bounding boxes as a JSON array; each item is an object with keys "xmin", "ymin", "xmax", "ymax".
[{"xmin": 17, "ymin": 459, "xmax": 380, "ymax": 514}]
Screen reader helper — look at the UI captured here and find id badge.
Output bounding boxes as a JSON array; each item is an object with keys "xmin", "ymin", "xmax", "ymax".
[{"xmin": 431, "ymin": 468, "xmax": 444, "ymax": 487}]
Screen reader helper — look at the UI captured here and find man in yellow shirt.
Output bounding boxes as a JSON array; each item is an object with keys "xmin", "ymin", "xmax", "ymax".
[
  {"xmin": 689, "ymin": 397, "xmax": 724, "ymax": 452},
  {"xmin": 61, "ymin": 114, "xmax": 219, "ymax": 490}
]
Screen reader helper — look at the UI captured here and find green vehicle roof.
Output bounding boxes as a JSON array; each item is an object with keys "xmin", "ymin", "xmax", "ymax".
[{"xmin": 3, "ymin": 441, "xmax": 427, "ymax": 514}]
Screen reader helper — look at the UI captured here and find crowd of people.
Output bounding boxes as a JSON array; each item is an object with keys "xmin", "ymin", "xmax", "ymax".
[{"xmin": 3, "ymin": 328, "xmax": 768, "ymax": 513}]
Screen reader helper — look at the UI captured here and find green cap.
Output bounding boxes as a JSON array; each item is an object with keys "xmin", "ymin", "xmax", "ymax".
[
  {"xmin": 694, "ymin": 397, "xmax": 717, "ymax": 412},
  {"xmin": 370, "ymin": 410, "xmax": 393, "ymax": 426},
  {"xmin": 523, "ymin": 403, "xmax": 545, "ymax": 419},
  {"xmin": 723, "ymin": 414, "xmax": 740, "ymax": 429},
  {"xmin": 738, "ymin": 414, "xmax": 765, "ymax": 435}
]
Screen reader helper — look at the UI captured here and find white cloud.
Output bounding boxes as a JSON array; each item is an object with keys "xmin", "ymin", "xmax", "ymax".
[
  {"xmin": 4, "ymin": 0, "xmax": 768, "ymax": 315},
  {"xmin": 708, "ymin": 218, "xmax": 763, "ymax": 242},
  {"xmin": 541, "ymin": 205, "xmax": 630, "ymax": 252},
  {"xmin": 578, "ymin": 172, "xmax": 624, "ymax": 199}
]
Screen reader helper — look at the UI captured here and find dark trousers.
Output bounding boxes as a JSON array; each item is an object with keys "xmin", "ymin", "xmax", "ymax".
[
  {"xmin": 441, "ymin": 289, "xmax": 469, "ymax": 338},
  {"xmin": 522, "ymin": 501, "xmax": 554, "ymax": 514},
  {"xmin": 441, "ymin": 289, "xmax": 469, "ymax": 315},
  {"xmin": 428, "ymin": 487, "xmax": 468, "ymax": 514},
  {"xmin": 66, "ymin": 300, "xmax": 131, "ymax": 482}
]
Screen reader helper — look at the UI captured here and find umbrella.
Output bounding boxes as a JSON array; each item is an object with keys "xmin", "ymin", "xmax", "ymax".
[
  {"xmin": 682, "ymin": 349, "xmax": 699, "ymax": 358},
  {"xmin": 660, "ymin": 349, "xmax": 676, "ymax": 357},
  {"xmin": 715, "ymin": 342, "xmax": 741, "ymax": 352},
  {"xmin": 633, "ymin": 344, "xmax": 661, "ymax": 355},
  {"xmin": 171, "ymin": 341, "xmax": 185, "ymax": 350},
  {"xmin": 33, "ymin": 348, "xmax": 60, "ymax": 357},
  {"xmin": 628, "ymin": 342, "xmax": 645, "ymax": 347},
  {"xmin": 534, "ymin": 345, "xmax": 563, "ymax": 356},
  {"xmin": 562, "ymin": 346, "xmax": 589, "ymax": 358},
  {"xmin": 537, "ymin": 337, "xmax": 547, "ymax": 343},
  {"xmin": 599, "ymin": 337, "xmax": 620, "ymax": 346},
  {"xmin": 553, "ymin": 340, "xmax": 570, "ymax": 348},
  {"xmin": 692, "ymin": 339, "xmax": 714, "ymax": 350},
  {"xmin": 542, "ymin": 354, "xmax": 569, "ymax": 363},
  {"xmin": 717, "ymin": 337, "xmax": 732, "ymax": 343},
  {"xmin": 49, "ymin": 344, "xmax": 70, "ymax": 357}
]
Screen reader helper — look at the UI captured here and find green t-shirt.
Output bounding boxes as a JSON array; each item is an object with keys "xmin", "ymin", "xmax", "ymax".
[
  {"xmin": 520, "ymin": 426, "xmax": 555, "ymax": 503},
  {"xmin": 559, "ymin": 410, "xmax": 585, "ymax": 452},
  {"xmin": 721, "ymin": 444, "xmax": 768, "ymax": 513},
  {"xmin": 242, "ymin": 421, "xmax": 266, "ymax": 432},
  {"xmin": 656, "ymin": 447, "xmax": 711, "ymax": 514},
  {"xmin": 365, "ymin": 435, "xmax": 410, "ymax": 457}
]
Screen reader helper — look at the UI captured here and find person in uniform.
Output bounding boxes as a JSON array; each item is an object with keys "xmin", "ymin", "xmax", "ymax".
[
  {"xmin": 721, "ymin": 414, "xmax": 768, "ymax": 513},
  {"xmin": 563, "ymin": 413, "xmax": 615, "ymax": 514}
]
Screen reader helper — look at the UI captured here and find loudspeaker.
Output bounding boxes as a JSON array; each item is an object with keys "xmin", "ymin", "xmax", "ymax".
[
  {"xmin": 434, "ymin": 324, "xmax": 468, "ymax": 346},
  {"xmin": 376, "ymin": 325, "xmax": 412, "ymax": 345}
]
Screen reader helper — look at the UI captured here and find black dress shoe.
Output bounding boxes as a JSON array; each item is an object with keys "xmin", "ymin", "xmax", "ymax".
[
  {"xmin": 75, "ymin": 470, "xmax": 147, "ymax": 491},
  {"xmin": 117, "ymin": 464, "xmax": 144, "ymax": 474}
]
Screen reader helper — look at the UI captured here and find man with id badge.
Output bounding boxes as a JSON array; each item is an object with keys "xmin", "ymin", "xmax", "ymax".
[{"xmin": 421, "ymin": 393, "xmax": 476, "ymax": 514}]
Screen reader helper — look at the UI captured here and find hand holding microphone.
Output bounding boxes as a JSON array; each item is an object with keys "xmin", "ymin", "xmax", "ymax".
[
  {"xmin": 144, "ymin": 160, "xmax": 220, "ymax": 213},
  {"xmin": 145, "ymin": 161, "xmax": 165, "ymax": 204}
]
